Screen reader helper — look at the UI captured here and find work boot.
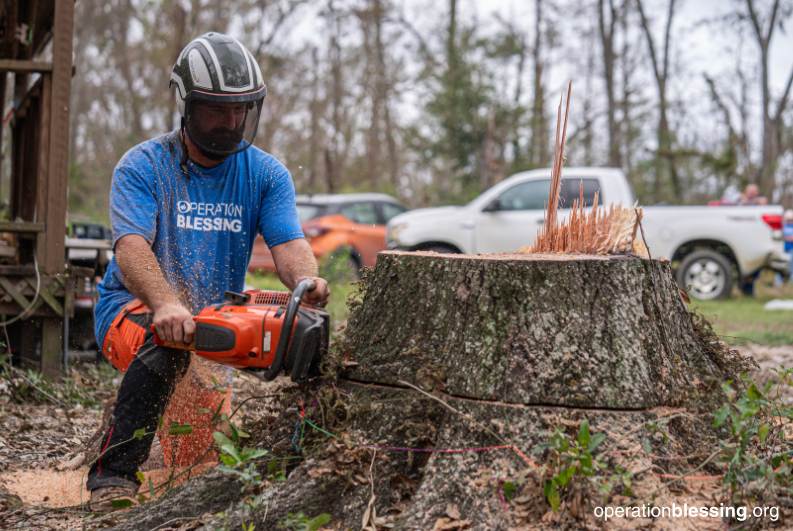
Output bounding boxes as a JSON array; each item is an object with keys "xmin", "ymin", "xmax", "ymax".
[{"xmin": 88, "ymin": 482, "xmax": 139, "ymax": 512}]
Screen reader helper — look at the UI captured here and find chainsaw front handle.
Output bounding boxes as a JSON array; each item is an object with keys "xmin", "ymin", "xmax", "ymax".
[{"xmin": 262, "ymin": 278, "xmax": 315, "ymax": 381}]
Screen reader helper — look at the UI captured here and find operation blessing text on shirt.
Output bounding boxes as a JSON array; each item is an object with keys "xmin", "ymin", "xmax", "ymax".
[{"xmin": 176, "ymin": 201, "xmax": 244, "ymax": 232}]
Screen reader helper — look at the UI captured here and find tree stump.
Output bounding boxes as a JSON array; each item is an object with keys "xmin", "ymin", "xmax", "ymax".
[
  {"xmin": 342, "ymin": 251, "xmax": 746, "ymax": 409},
  {"xmin": 110, "ymin": 251, "xmax": 755, "ymax": 530}
]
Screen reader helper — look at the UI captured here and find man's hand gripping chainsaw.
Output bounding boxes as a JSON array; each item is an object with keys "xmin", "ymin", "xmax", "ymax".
[{"xmin": 152, "ymin": 279, "xmax": 329, "ymax": 382}]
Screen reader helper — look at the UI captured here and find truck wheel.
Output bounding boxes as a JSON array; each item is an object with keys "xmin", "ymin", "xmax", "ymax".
[{"xmin": 676, "ymin": 249, "xmax": 734, "ymax": 300}]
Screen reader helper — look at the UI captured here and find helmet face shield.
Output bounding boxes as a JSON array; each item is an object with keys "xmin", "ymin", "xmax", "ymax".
[{"xmin": 184, "ymin": 97, "xmax": 263, "ymax": 160}]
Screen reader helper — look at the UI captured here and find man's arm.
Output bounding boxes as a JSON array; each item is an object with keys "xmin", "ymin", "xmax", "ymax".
[
  {"xmin": 115, "ymin": 234, "xmax": 195, "ymax": 345},
  {"xmin": 270, "ymin": 238, "xmax": 330, "ymax": 306}
]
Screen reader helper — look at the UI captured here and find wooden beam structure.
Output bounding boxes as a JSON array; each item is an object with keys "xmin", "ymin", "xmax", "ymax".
[
  {"xmin": 0, "ymin": 1, "xmax": 77, "ymax": 377},
  {"xmin": 0, "ymin": 60, "xmax": 53, "ymax": 73}
]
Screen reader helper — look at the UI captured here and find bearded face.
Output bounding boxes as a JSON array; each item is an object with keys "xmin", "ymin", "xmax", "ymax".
[{"xmin": 185, "ymin": 99, "xmax": 262, "ymax": 160}]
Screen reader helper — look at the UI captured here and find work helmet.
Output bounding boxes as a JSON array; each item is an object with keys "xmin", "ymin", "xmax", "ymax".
[{"xmin": 170, "ymin": 32, "xmax": 267, "ymax": 160}]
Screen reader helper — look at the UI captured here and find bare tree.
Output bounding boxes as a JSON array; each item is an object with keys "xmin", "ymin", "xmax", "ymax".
[
  {"xmin": 253, "ymin": 0, "xmax": 311, "ymax": 56},
  {"xmin": 598, "ymin": 0, "xmax": 621, "ymax": 167},
  {"xmin": 528, "ymin": 0, "xmax": 549, "ymax": 167},
  {"xmin": 168, "ymin": 0, "xmax": 188, "ymax": 130},
  {"xmin": 636, "ymin": 0, "xmax": 680, "ymax": 200},
  {"xmin": 703, "ymin": 69, "xmax": 751, "ymax": 189},
  {"xmin": 744, "ymin": 0, "xmax": 793, "ymax": 197},
  {"xmin": 307, "ymin": 47, "xmax": 323, "ymax": 193},
  {"xmin": 358, "ymin": 0, "xmax": 400, "ymax": 188}
]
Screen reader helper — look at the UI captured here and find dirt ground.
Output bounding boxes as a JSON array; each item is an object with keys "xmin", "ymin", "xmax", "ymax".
[
  {"xmin": 0, "ymin": 343, "xmax": 791, "ymax": 529},
  {"xmin": 0, "ymin": 360, "xmax": 292, "ymax": 529}
]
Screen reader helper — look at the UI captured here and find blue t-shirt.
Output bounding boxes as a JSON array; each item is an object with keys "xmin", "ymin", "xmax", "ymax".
[
  {"xmin": 784, "ymin": 222, "xmax": 793, "ymax": 252},
  {"xmin": 94, "ymin": 131, "xmax": 304, "ymax": 349}
]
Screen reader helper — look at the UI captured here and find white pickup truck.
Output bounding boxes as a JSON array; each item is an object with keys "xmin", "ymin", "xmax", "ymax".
[{"xmin": 386, "ymin": 167, "xmax": 790, "ymax": 300}]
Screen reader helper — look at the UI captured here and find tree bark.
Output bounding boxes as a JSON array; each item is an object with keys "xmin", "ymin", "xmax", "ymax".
[
  {"xmin": 113, "ymin": 382, "xmax": 726, "ymax": 530},
  {"xmin": 342, "ymin": 252, "xmax": 747, "ymax": 409}
]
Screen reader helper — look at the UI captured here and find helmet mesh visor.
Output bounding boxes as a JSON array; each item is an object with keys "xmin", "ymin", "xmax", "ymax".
[{"xmin": 185, "ymin": 99, "xmax": 262, "ymax": 158}]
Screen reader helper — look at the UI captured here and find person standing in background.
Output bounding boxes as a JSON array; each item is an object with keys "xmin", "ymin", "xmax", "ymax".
[{"xmin": 783, "ymin": 209, "xmax": 793, "ymax": 283}]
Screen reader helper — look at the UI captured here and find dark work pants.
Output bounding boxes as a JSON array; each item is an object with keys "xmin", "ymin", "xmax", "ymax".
[{"xmin": 87, "ymin": 336, "xmax": 190, "ymax": 490}]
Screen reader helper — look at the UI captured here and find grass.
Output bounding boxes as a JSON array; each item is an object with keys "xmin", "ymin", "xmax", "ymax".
[
  {"xmin": 1, "ymin": 355, "xmax": 117, "ymax": 408},
  {"xmin": 691, "ymin": 273, "xmax": 793, "ymax": 347},
  {"xmin": 245, "ymin": 272, "xmax": 356, "ymax": 327},
  {"xmin": 245, "ymin": 250, "xmax": 362, "ymax": 327}
]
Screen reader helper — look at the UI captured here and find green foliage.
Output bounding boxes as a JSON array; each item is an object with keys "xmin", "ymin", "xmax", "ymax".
[
  {"xmin": 692, "ymin": 281, "xmax": 793, "ymax": 346},
  {"xmin": 502, "ymin": 480, "xmax": 518, "ymax": 501},
  {"xmin": 244, "ymin": 272, "xmax": 287, "ymax": 291},
  {"xmin": 597, "ymin": 465, "xmax": 634, "ymax": 499},
  {"xmin": 213, "ymin": 417, "xmax": 271, "ymax": 527},
  {"xmin": 318, "ymin": 247, "xmax": 359, "ymax": 284},
  {"xmin": 214, "ymin": 420, "xmax": 269, "ymax": 491},
  {"xmin": 540, "ymin": 419, "xmax": 608, "ymax": 511},
  {"xmin": 68, "ymin": 161, "xmax": 110, "ymax": 224},
  {"xmin": 168, "ymin": 422, "xmax": 194, "ymax": 436},
  {"xmin": 110, "ymin": 498, "xmax": 134, "ymax": 509},
  {"xmin": 0, "ymin": 356, "xmax": 115, "ymax": 409},
  {"xmin": 266, "ymin": 459, "xmax": 288, "ymax": 482},
  {"xmin": 245, "ymin": 271, "xmax": 355, "ymax": 328},
  {"xmin": 414, "ymin": 19, "xmax": 494, "ymax": 201},
  {"xmin": 278, "ymin": 512, "xmax": 332, "ymax": 531},
  {"xmin": 713, "ymin": 370, "xmax": 793, "ymax": 504},
  {"xmin": 700, "ymin": 144, "xmax": 739, "ymax": 181}
]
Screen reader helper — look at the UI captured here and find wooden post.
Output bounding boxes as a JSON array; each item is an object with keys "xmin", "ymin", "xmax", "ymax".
[{"xmin": 38, "ymin": 0, "xmax": 74, "ymax": 378}]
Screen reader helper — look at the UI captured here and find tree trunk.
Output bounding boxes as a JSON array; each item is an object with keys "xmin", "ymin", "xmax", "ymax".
[
  {"xmin": 308, "ymin": 47, "xmax": 321, "ymax": 193},
  {"xmin": 342, "ymin": 252, "xmax": 746, "ymax": 409},
  {"xmin": 372, "ymin": 0, "xmax": 400, "ymax": 188},
  {"xmin": 109, "ymin": 253, "xmax": 753, "ymax": 530},
  {"xmin": 326, "ymin": 0, "xmax": 344, "ymax": 192},
  {"xmin": 168, "ymin": 1, "xmax": 187, "ymax": 131},
  {"xmin": 636, "ymin": 0, "xmax": 680, "ymax": 201},
  {"xmin": 528, "ymin": 0, "xmax": 548, "ymax": 167},
  {"xmin": 744, "ymin": 0, "xmax": 793, "ymax": 198},
  {"xmin": 598, "ymin": 0, "xmax": 621, "ymax": 167},
  {"xmin": 619, "ymin": 4, "xmax": 635, "ymax": 177}
]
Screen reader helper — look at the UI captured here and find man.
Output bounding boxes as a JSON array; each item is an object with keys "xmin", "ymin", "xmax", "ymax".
[
  {"xmin": 737, "ymin": 184, "xmax": 770, "ymax": 294},
  {"xmin": 738, "ymin": 183, "xmax": 768, "ymax": 205},
  {"xmin": 784, "ymin": 209, "xmax": 793, "ymax": 282},
  {"xmin": 87, "ymin": 32, "xmax": 329, "ymax": 509}
]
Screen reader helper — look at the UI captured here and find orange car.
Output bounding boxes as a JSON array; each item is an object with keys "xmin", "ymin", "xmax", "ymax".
[{"xmin": 248, "ymin": 193, "xmax": 408, "ymax": 274}]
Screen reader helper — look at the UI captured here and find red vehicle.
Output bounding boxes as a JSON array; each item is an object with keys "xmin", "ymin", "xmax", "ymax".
[{"xmin": 248, "ymin": 193, "xmax": 408, "ymax": 275}]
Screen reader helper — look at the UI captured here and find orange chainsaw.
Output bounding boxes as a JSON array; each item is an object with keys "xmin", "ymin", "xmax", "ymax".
[{"xmin": 153, "ymin": 279, "xmax": 329, "ymax": 382}]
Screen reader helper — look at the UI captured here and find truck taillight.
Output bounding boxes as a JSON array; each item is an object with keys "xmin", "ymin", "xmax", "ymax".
[{"xmin": 761, "ymin": 214, "xmax": 782, "ymax": 231}]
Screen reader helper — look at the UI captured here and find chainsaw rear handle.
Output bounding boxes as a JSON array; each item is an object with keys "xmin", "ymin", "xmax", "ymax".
[{"xmin": 261, "ymin": 278, "xmax": 316, "ymax": 381}]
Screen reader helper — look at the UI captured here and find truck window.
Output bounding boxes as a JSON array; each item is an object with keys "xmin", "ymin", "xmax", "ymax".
[
  {"xmin": 296, "ymin": 203, "xmax": 325, "ymax": 222},
  {"xmin": 560, "ymin": 178, "xmax": 602, "ymax": 208},
  {"xmin": 497, "ymin": 179, "xmax": 550, "ymax": 211},
  {"xmin": 379, "ymin": 202, "xmax": 407, "ymax": 224},
  {"xmin": 341, "ymin": 202, "xmax": 379, "ymax": 225}
]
